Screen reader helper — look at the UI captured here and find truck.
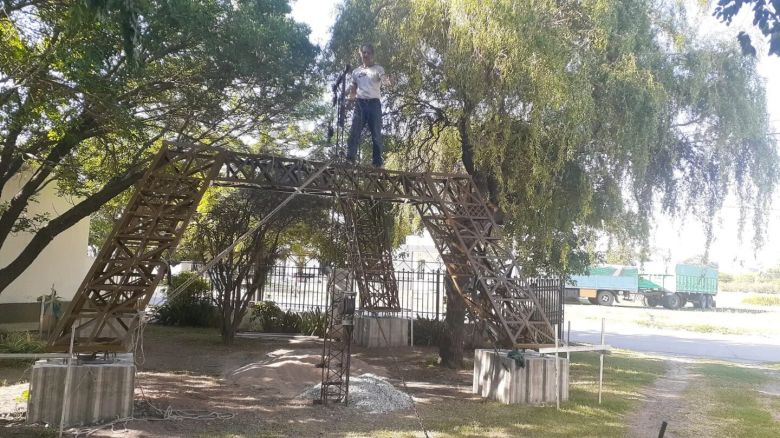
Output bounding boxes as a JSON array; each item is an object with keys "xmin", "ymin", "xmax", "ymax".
[{"xmin": 564, "ymin": 263, "xmax": 718, "ymax": 310}]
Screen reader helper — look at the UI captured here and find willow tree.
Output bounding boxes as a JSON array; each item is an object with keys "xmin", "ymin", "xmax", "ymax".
[{"xmin": 330, "ymin": 0, "xmax": 777, "ymax": 366}]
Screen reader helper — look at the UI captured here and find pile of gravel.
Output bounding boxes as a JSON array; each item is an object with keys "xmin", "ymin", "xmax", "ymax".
[{"xmin": 300, "ymin": 373, "xmax": 413, "ymax": 413}]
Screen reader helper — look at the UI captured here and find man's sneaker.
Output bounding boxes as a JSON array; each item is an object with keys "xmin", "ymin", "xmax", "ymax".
[{"xmin": 372, "ymin": 163, "xmax": 384, "ymax": 170}]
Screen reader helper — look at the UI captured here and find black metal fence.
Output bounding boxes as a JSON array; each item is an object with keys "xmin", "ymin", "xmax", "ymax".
[
  {"xmin": 185, "ymin": 260, "xmax": 562, "ymax": 331},
  {"xmin": 254, "ymin": 263, "xmax": 563, "ymax": 332},
  {"xmin": 523, "ymin": 277, "xmax": 565, "ymax": 339},
  {"xmin": 258, "ymin": 264, "xmax": 446, "ymax": 320}
]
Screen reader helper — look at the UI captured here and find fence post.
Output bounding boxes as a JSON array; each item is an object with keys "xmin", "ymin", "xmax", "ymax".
[{"xmin": 435, "ymin": 269, "xmax": 441, "ymax": 321}]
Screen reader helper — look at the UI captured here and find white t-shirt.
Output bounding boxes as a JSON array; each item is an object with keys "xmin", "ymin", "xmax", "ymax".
[{"xmin": 351, "ymin": 64, "xmax": 384, "ymax": 99}]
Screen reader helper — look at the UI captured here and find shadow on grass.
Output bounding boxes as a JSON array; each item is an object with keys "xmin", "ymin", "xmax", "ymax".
[
  {"xmin": 688, "ymin": 362, "xmax": 780, "ymax": 438},
  {"xmin": 340, "ymin": 351, "xmax": 667, "ymax": 438}
]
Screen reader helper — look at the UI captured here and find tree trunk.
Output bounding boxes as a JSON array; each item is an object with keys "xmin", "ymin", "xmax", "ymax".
[
  {"xmin": 0, "ymin": 113, "xmax": 97, "ymax": 249},
  {"xmin": 220, "ymin": 283, "xmax": 236, "ymax": 345},
  {"xmin": 439, "ymin": 275, "xmax": 465, "ymax": 369},
  {"xmin": 458, "ymin": 108, "xmax": 500, "ymax": 208},
  {"xmin": 0, "ymin": 168, "xmax": 145, "ymax": 294},
  {"xmin": 221, "ymin": 322, "xmax": 235, "ymax": 345}
]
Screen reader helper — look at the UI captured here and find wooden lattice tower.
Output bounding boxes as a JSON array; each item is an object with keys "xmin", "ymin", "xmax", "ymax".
[
  {"xmin": 49, "ymin": 145, "xmax": 222, "ymax": 352},
  {"xmin": 316, "ymin": 197, "xmax": 400, "ymax": 404},
  {"xmin": 339, "ymin": 198, "xmax": 400, "ymax": 311},
  {"xmin": 49, "ymin": 143, "xmax": 561, "ymax": 353},
  {"xmin": 408, "ymin": 176, "xmax": 556, "ymax": 345}
]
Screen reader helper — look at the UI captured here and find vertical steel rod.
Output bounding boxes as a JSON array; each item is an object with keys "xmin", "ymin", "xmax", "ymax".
[
  {"xmin": 598, "ymin": 317, "xmax": 605, "ymax": 404},
  {"xmin": 435, "ymin": 270, "xmax": 441, "ymax": 321},
  {"xmin": 658, "ymin": 421, "xmax": 668, "ymax": 438},
  {"xmin": 554, "ymin": 323, "xmax": 560, "ymax": 410},
  {"xmin": 59, "ymin": 325, "xmax": 76, "ymax": 438},
  {"xmin": 410, "ymin": 318, "xmax": 414, "ymax": 347}
]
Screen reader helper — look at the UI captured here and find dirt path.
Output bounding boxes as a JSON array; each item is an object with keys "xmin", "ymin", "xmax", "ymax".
[
  {"xmin": 758, "ymin": 381, "xmax": 780, "ymax": 422},
  {"xmin": 627, "ymin": 360, "xmax": 691, "ymax": 438}
]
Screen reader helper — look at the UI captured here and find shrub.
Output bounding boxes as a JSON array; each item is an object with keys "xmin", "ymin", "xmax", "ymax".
[
  {"xmin": 248, "ymin": 301, "xmax": 305, "ymax": 333},
  {"xmin": 152, "ymin": 272, "xmax": 217, "ymax": 327},
  {"xmin": 0, "ymin": 331, "xmax": 46, "ymax": 368},
  {"xmin": 0, "ymin": 331, "xmax": 46, "ymax": 354},
  {"xmin": 14, "ymin": 388, "xmax": 29, "ymax": 402},
  {"xmin": 742, "ymin": 294, "xmax": 780, "ymax": 306},
  {"xmin": 249, "ymin": 301, "xmax": 284, "ymax": 332},
  {"xmin": 300, "ymin": 308, "xmax": 327, "ymax": 337},
  {"xmin": 721, "ymin": 281, "xmax": 780, "ymax": 294},
  {"xmin": 279, "ymin": 311, "xmax": 302, "ymax": 333},
  {"xmin": 247, "ymin": 302, "xmax": 328, "ymax": 335},
  {"xmin": 412, "ymin": 317, "xmax": 446, "ymax": 346}
]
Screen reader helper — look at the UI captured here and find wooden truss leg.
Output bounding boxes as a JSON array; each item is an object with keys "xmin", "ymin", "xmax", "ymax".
[
  {"xmin": 412, "ymin": 176, "xmax": 560, "ymax": 347},
  {"xmin": 339, "ymin": 198, "xmax": 400, "ymax": 312},
  {"xmin": 48, "ymin": 144, "xmax": 224, "ymax": 353}
]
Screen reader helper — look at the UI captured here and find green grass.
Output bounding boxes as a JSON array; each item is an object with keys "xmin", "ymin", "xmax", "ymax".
[
  {"xmin": 636, "ymin": 319, "xmax": 748, "ymax": 335},
  {"xmin": 356, "ymin": 351, "xmax": 665, "ymax": 438},
  {"xmin": 688, "ymin": 363, "xmax": 780, "ymax": 438},
  {"xmin": 741, "ymin": 294, "xmax": 780, "ymax": 306},
  {"xmin": 144, "ymin": 324, "xmax": 223, "ymax": 344}
]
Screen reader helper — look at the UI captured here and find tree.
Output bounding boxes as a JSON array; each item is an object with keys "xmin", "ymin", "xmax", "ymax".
[
  {"xmin": 714, "ymin": 0, "xmax": 780, "ymax": 56},
  {"xmin": 181, "ymin": 188, "xmax": 330, "ymax": 344},
  {"xmin": 0, "ymin": 0, "xmax": 319, "ymax": 295},
  {"xmin": 439, "ymin": 276, "xmax": 466, "ymax": 368},
  {"xmin": 329, "ymin": 0, "xmax": 777, "ymax": 364}
]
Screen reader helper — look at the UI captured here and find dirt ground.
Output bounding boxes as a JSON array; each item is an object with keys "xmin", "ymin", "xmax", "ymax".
[
  {"xmin": 6, "ymin": 324, "xmax": 773, "ymax": 438},
  {"xmin": 626, "ymin": 360, "xmax": 692, "ymax": 438},
  {"xmin": 1, "ymin": 327, "xmax": 475, "ymax": 437}
]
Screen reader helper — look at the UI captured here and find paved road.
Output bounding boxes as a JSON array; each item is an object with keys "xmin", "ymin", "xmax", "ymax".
[{"xmin": 570, "ymin": 324, "xmax": 780, "ymax": 363}]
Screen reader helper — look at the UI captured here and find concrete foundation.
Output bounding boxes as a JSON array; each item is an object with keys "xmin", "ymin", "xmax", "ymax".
[
  {"xmin": 27, "ymin": 354, "xmax": 135, "ymax": 427},
  {"xmin": 473, "ymin": 349, "xmax": 569, "ymax": 404},
  {"xmin": 354, "ymin": 316, "xmax": 409, "ymax": 348}
]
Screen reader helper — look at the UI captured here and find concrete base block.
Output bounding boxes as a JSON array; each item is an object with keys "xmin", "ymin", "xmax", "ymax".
[
  {"xmin": 472, "ymin": 349, "xmax": 569, "ymax": 404},
  {"xmin": 28, "ymin": 354, "xmax": 135, "ymax": 427},
  {"xmin": 354, "ymin": 316, "xmax": 409, "ymax": 348}
]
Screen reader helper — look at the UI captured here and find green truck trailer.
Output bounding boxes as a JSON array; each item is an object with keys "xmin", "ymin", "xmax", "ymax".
[{"xmin": 564, "ymin": 263, "xmax": 718, "ymax": 310}]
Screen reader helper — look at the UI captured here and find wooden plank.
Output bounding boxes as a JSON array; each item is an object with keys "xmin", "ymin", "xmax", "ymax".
[{"xmin": 537, "ymin": 344, "xmax": 612, "ymax": 354}]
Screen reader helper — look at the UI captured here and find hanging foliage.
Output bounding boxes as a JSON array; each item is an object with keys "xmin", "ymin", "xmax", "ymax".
[{"xmin": 329, "ymin": 0, "xmax": 777, "ymax": 274}]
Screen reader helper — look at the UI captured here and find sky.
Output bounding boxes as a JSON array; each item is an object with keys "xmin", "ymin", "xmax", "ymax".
[{"xmin": 289, "ymin": 0, "xmax": 780, "ymax": 273}]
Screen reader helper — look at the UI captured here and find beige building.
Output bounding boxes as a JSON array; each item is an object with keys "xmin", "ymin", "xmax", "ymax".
[{"xmin": 0, "ymin": 172, "xmax": 93, "ymax": 330}]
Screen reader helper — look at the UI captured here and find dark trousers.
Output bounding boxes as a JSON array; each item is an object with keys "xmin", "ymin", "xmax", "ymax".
[{"xmin": 346, "ymin": 98, "xmax": 383, "ymax": 166}]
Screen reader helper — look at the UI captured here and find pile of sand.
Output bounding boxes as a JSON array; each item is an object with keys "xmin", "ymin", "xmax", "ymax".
[{"xmin": 224, "ymin": 348, "xmax": 386, "ymax": 398}]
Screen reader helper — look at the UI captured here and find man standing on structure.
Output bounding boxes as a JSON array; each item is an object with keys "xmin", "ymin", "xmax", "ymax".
[{"xmin": 346, "ymin": 44, "xmax": 385, "ymax": 169}]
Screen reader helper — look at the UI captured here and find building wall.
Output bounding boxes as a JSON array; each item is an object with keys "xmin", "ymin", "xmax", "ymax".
[{"xmin": 0, "ymin": 172, "xmax": 92, "ymax": 328}]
